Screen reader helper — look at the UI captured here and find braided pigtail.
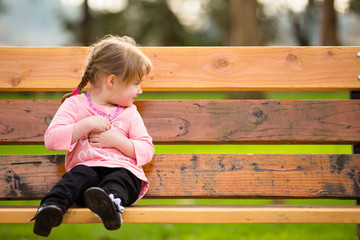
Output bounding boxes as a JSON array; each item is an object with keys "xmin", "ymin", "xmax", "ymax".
[{"xmin": 60, "ymin": 63, "xmax": 93, "ymax": 103}]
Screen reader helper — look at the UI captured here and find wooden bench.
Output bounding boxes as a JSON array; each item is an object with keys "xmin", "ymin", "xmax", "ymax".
[{"xmin": 1, "ymin": 46, "xmax": 360, "ymax": 235}]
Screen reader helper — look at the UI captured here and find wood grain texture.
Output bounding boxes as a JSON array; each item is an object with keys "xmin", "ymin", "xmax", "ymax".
[
  {"xmin": 0, "ymin": 154, "xmax": 359, "ymax": 199},
  {"xmin": 2, "ymin": 205, "xmax": 360, "ymax": 224},
  {"xmin": 1, "ymin": 99, "xmax": 360, "ymax": 144},
  {"xmin": 1, "ymin": 47, "xmax": 360, "ymax": 91}
]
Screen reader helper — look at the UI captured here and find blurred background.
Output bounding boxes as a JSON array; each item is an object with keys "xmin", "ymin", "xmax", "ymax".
[
  {"xmin": 1, "ymin": 1, "xmax": 360, "ymax": 239},
  {"xmin": 0, "ymin": 0, "xmax": 359, "ymax": 47}
]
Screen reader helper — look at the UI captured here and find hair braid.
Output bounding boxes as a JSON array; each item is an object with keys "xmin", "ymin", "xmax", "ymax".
[{"xmin": 60, "ymin": 64, "xmax": 93, "ymax": 103}]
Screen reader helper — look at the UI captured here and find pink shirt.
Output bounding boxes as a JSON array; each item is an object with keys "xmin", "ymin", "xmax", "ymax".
[{"xmin": 44, "ymin": 94, "xmax": 154, "ymax": 201}]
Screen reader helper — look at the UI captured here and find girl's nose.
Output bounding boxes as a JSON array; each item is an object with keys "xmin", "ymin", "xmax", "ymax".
[{"xmin": 138, "ymin": 86, "xmax": 143, "ymax": 95}]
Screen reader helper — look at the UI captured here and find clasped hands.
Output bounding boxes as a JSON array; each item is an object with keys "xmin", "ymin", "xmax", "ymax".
[{"xmin": 87, "ymin": 115, "xmax": 121, "ymax": 149}]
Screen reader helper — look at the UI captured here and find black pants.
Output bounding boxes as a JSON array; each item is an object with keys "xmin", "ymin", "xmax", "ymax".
[{"xmin": 41, "ymin": 165, "xmax": 142, "ymax": 212}]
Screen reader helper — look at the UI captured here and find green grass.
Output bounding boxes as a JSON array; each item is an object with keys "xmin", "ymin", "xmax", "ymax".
[
  {"xmin": 0, "ymin": 222, "xmax": 356, "ymax": 240},
  {"xmin": 0, "ymin": 90, "xmax": 357, "ymax": 239}
]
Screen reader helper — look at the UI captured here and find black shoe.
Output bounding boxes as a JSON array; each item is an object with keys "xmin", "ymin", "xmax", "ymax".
[
  {"xmin": 84, "ymin": 187, "xmax": 121, "ymax": 230},
  {"xmin": 32, "ymin": 205, "xmax": 63, "ymax": 237}
]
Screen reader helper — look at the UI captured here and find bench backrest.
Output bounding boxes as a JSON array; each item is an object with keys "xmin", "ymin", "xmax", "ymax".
[{"xmin": 1, "ymin": 46, "xmax": 360, "ymax": 200}]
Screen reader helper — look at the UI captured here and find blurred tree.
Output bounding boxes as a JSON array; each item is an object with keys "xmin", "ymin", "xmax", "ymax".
[
  {"xmin": 228, "ymin": 0, "xmax": 261, "ymax": 46},
  {"xmin": 208, "ymin": 0, "xmax": 276, "ymax": 46},
  {"xmin": 321, "ymin": 0, "xmax": 339, "ymax": 45},
  {"xmin": 289, "ymin": 0, "xmax": 318, "ymax": 46},
  {"xmin": 349, "ymin": 0, "xmax": 360, "ymax": 14},
  {"xmin": 0, "ymin": 0, "xmax": 7, "ymax": 13},
  {"xmin": 80, "ymin": 0, "xmax": 92, "ymax": 46},
  {"xmin": 94, "ymin": 1, "xmax": 189, "ymax": 46},
  {"xmin": 207, "ymin": 0, "xmax": 229, "ymax": 44},
  {"xmin": 60, "ymin": 0, "xmax": 94, "ymax": 45}
]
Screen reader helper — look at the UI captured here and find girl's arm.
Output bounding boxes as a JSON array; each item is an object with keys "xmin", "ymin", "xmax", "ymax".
[
  {"xmin": 44, "ymin": 98, "xmax": 78, "ymax": 151},
  {"xmin": 128, "ymin": 111, "xmax": 154, "ymax": 166},
  {"xmin": 88, "ymin": 107, "xmax": 154, "ymax": 164},
  {"xmin": 45, "ymin": 97, "xmax": 111, "ymax": 151}
]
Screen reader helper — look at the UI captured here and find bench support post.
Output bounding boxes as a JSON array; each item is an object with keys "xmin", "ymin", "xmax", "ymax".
[{"xmin": 351, "ymin": 91, "xmax": 360, "ymax": 240}]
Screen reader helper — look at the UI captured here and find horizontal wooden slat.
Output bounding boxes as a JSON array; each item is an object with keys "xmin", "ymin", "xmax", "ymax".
[
  {"xmin": 1, "ymin": 100, "xmax": 360, "ymax": 144},
  {"xmin": 0, "ymin": 154, "xmax": 359, "ymax": 199},
  {"xmin": 1, "ymin": 47, "xmax": 360, "ymax": 91},
  {"xmin": 1, "ymin": 205, "xmax": 360, "ymax": 224}
]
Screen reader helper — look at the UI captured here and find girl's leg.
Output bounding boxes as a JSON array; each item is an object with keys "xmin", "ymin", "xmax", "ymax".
[
  {"xmin": 41, "ymin": 164, "xmax": 100, "ymax": 211},
  {"xmin": 33, "ymin": 165, "xmax": 100, "ymax": 236},
  {"xmin": 98, "ymin": 167, "xmax": 142, "ymax": 206},
  {"xmin": 83, "ymin": 168, "xmax": 142, "ymax": 230}
]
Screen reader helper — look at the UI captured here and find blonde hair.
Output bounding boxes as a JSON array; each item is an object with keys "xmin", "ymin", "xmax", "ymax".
[{"xmin": 61, "ymin": 35, "xmax": 152, "ymax": 103}]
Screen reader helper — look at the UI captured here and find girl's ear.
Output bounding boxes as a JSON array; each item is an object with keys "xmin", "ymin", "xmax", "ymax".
[{"xmin": 106, "ymin": 74, "xmax": 117, "ymax": 88}]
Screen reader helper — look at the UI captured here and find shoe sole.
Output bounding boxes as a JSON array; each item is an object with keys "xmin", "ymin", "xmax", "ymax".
[
  {"xmin": 33, "ymin": 206, "xmax": 63, "ymax": 237},
  {"xmin": 84, "ymin": 187, "xmax": 121, "ymax": 230}
]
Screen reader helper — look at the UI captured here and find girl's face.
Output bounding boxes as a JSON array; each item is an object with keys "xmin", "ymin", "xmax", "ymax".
[{"xmin": 109, "ymin": 78, "xmax": 143, "ymax": 107}]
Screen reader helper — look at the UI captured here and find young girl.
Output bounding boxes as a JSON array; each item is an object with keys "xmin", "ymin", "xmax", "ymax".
[{"xmin": 32, "ymin": 35, "xmax": 154, "ymax": 237}]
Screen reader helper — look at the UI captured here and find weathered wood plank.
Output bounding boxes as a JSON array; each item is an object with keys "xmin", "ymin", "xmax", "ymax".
[
  {"xmin": 0, "ymin": 100, "xmax": 58, "ymax": 144},
  {"xmin": 1, "ymin": 47, "xmax": 360, "ymax": 91},
  {"xmin": 0, "ymin": 155, "xmax": 65, "ymax": 199},
  {"xmin": 0, "ymin": 154, "xmax": 359, "ymax": 199},
  {"xmin": 1, "ymin": 100, "xmax": 360, "ymax": 144},
  {"xmin": 1, "ymin": 205, "xmax": 360, "ymax": 224}
]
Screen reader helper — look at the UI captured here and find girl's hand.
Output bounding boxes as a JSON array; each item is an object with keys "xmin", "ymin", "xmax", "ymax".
[
  {"xmin": 88, "ymin": 126, "xmax": 120, "ymax": 148},
  {"xmin": 88, "ymin": 124, "xmax": 136, "ymax": 159},
  {"xmin": 71, "ymin": 115, "xmax": 111, "ymax": 144},
  {"xmin": 88, "ymin": 115, "xmax": 112, "ymax": 133}
]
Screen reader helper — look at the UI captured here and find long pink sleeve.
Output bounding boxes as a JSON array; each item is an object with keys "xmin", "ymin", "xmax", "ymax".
[
  {"xmin": 129, "ymin": 110, "xmax": 154, "ymax": 167},
  {"xmin": 44, "ymin": 98, "xmax": 77, "ymax": 152}
]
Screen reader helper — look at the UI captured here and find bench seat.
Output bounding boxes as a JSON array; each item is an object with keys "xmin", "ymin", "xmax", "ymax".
[{"xmin": 1, "ymin": 205, "xmax": 360, "ymax": 224}]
